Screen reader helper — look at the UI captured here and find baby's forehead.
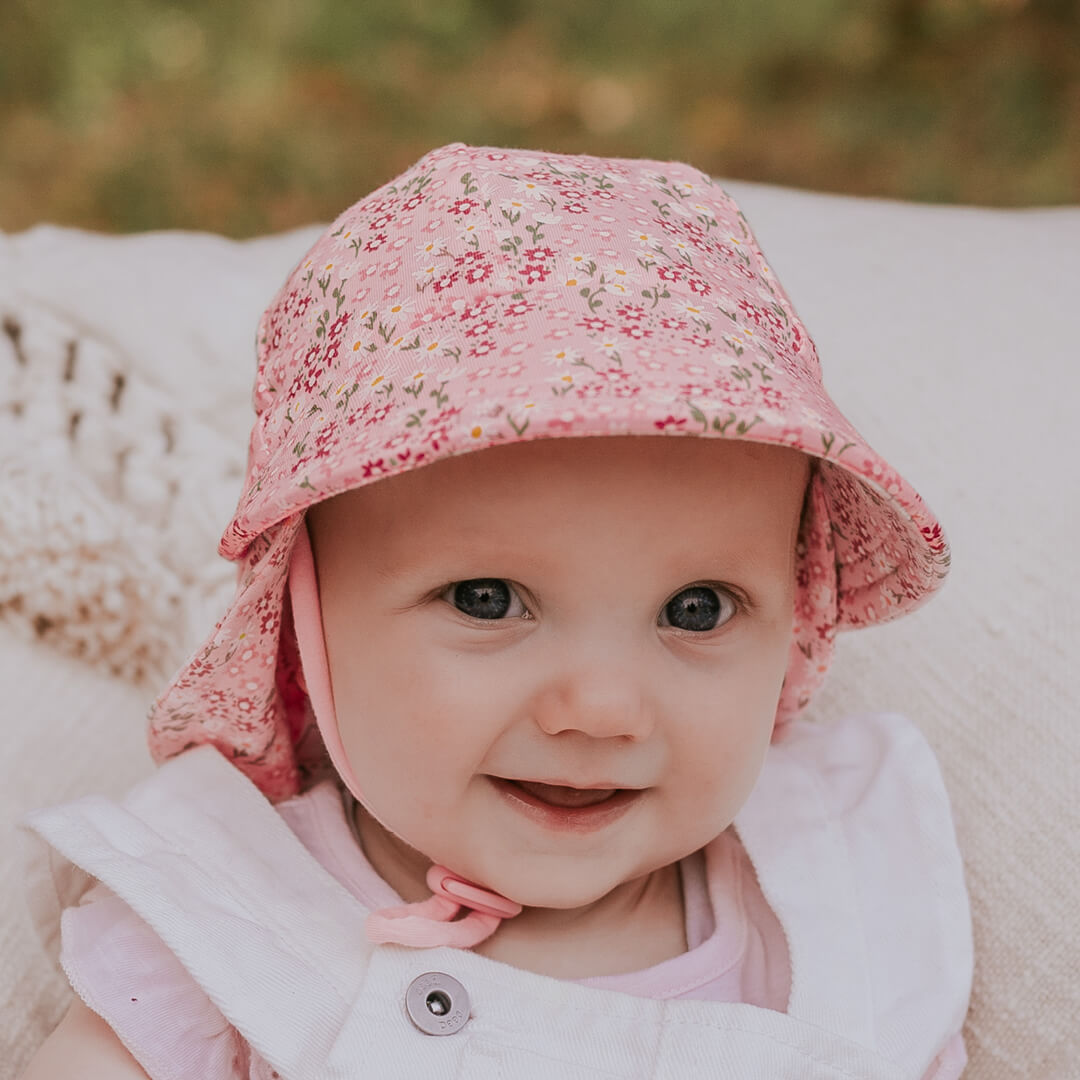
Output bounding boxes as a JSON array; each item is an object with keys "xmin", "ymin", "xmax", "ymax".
[{"xmin": 310, "ymin": 436, "xmax": 810, "ymax": 568}]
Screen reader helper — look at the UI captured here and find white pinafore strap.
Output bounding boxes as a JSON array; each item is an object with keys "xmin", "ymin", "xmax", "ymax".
[{"xmin": 732, "ymin": 735, "xmax": 875, "ymax": 1045}]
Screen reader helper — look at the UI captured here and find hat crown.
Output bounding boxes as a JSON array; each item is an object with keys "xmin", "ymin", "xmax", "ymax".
[{"xmin": 236, "ymin": 143, "xmax": 821, "ymax": 557}]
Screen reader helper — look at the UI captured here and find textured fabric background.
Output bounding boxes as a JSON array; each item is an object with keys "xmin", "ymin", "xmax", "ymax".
[{"xmin": 1, "ymin": 184, "xmax": 1076, "ymax": 1079}]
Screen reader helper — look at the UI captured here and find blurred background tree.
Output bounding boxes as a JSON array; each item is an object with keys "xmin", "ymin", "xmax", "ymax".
[{"xmin": 1, "ymin": 0, "xmax": 1076, "ymax": 235}]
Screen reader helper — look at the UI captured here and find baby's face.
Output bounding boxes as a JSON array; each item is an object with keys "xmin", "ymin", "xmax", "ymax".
[{"xmin": 307, "ymin": 436, "xmax": 809, "ymax": 909}]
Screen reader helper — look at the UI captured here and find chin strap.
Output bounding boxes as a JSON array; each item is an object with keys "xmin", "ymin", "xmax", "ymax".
[
  {"xmin": 288, "ymin": 520, "xmax": 523, "ymax": 949},
  {"xmin": 366, "ymin": 864, "xmax": 523, "ymax": 948}
]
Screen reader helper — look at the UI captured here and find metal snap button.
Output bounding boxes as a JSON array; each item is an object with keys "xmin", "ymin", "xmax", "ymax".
[{"xmin": 405, "ymin": 971, "xmax": 471, "ymax": 1036}]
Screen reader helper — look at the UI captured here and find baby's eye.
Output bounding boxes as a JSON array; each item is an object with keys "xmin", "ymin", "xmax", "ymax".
[
  {"xmin": 660, "ymin": 585, "xmax": 739, "ymax": 633},
  {"xmin": 444, "ymin": 579, "xmax": 529, "ymax": 621}
]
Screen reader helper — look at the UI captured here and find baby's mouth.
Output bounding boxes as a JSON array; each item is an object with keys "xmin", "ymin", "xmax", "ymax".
[{"xmin": 505, "ymin": 780, "xmax": 618, "ymax": 808}]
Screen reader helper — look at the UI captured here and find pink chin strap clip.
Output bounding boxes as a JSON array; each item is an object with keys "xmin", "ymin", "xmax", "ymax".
[
  {"xmin": 366, "ymin": 865, "xmax": 523, "ymax": 948},
  {"xmin": 287, "ymin": 521, "xmax": 523, "ymax": 949}
]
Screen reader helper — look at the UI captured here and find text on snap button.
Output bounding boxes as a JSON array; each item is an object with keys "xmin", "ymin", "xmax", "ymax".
[{"xmin": 405, "ymin": 971, "xmax": 470, "ymax": 1036}]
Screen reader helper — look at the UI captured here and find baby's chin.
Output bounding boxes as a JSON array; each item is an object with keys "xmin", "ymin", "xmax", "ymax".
[{"xmin": 472, "ymin": 856, "xmax": 664, "ymax": 913}]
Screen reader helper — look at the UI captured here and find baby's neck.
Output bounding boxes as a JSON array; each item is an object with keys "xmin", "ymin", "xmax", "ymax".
[
  {"xmin": 354, "ymin": 806, "xmax": 688, "ymax": 979},
  {"xmin": 472, "ymin": 861, "xmax": 687, "ymax": 978}
]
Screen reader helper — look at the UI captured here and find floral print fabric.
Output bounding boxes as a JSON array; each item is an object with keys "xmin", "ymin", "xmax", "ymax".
[{"xmin": 149, "ymin": 142, "xmax": 950, "ymax": 800}]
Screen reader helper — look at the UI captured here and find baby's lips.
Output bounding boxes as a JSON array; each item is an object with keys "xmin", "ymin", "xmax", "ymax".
[{"xmin": 510, "ymin": 780, "xmax": 619, "ymax": 808}]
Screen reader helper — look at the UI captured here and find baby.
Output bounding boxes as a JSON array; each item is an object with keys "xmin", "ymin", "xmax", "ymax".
[{"xmin": 20, "ymin": 143, "xmax": 972, "ymax": 1079}]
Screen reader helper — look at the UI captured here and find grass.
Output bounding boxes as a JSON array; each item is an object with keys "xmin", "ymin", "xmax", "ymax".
[{"xmin": 2, "ymin": 0, "xmax": 1076, "ymax": 236}]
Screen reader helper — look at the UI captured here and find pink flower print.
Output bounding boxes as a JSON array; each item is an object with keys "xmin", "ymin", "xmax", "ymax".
[
  {"xmin": 468, "ymin": 339, "xmax": 497, "ymax": 358},
  {"xmin": 686, "ymin": 277, "xmax": 711, "ymax": 296},
  {"xmin": 591, "ymin": 188, "xmax": 615, "ymax": 201},
  {"xmin": 615, "ymin": 304, "xmax": 647, "ymax": 322},
  {"xmin": 611, "ymin": 382, "xmax": 640, "ymax": 399},
  {"xmin": 364, "ymin": 403, "xmax": 393, "ymax": 427},
  {"xmin": 498, "ymin": 360, "xmax": 527, "ymax": 379},
  {"xmin": 519, "ymin": 263, "xmax": 550, "ymax": 285},
  {"xmin": 382, "ymin": 432, "xmax": 411, "ymax": 451},
  {"xmin": 679, "ymin": 382, "xmax": 710, "ymax": 398},
  {"xmin": 462, "ymin": 299, "xmax": 495, "ymax": 321},
  {"xmin": 921, "ymin": 522, "xmax": 947, "ymax": 555},
  {"xmin": 574, "ymin": 381, "xmax": 607, "ymax": 399},
  {"xmin": 235, "ymin": 696, "xmax": 257, "ymax": 716},
  {"xmin": 206, "ymin": 688, "xmax": 228, "ymax": 710},
  {"xmin": 659, "ymin": 316, "xmax": 689, "ymax": 332},
  {"xmin": 563, "ymin": 202, "xmax": 588, "ymax": 214},
  {"xmin": 737, "ymin": 299, "xmax": 764, "ymax": 325},
  {"xmin": 370, "ymin": 213, "xmax": 394, "ymax": 230},
  {"xmin": 522, "ymin": 246, "xmax": 555, "ymax": 261},
  {"xmin": 422, "ymin": 423, "xmax": 452, "ymax": 451},
  {"xmin": 619, "ymin": 323, "xmax": 652, "ymax": 341},
  {"xmin": 364, "ymin": 232, "xmax": 389, "ymax": 252},
  {"xmin": 503, "ymin": 298, "xmax": 535, "ymax": 317},
  {"xmin": 464, "ymin": 318, "xmax": 496, "ymax": 339},
  {"xmin": 761, "ymin": 307, "xmax": 784, "ymax": 330},
  {"xmin": 432, "ymin": 269, "xmax": 460, "ymax": 293},
  {"xmin": 362, "ymin": 457, "xmax": 389, "ymax": 478},
  {"xmin": 864, "ymin": 458, "xmax": 902, "ymax": 495},
  {"xmin": 656, "ymin": 266, "xmax": 681, "ymax": 282},
  {"xmin": 462, "ymin": 261, "xmax": 493, "ymax": 285},
  {"xmin": 345, "ymin": 399, "xmax": 374, "ymax": 427},
  {"xmin": 312, "ymin": 423, "xmax": 339, "ymax": 460},
  {"xmin": 295, "ymin": 294, "xmax": 314, "ymax": 317},
  {"xmin": 323, "ymin": 341, "xmax": 341, "ymax": 365},
  {"xmin": 759, "ymin": 386, "xmax": 785, "ymax": 408},
  {"xmin": 454, "ymin": 249, "xmax": 488, "ymax": 266},
  {"xmin": 328, "ymin": 312, "xmax": 351, "ymax": 340},
  {"xmin": 654, "ymin": 415, "xmax": 688, "ymax": 431},
  {"xmin": 683, "ymin": 333, "xmax": 712, "ymax": 349},
  {"xmin": 449, "ymin": 197, "xmax": 481, "ymax": 215},
  {"xmin": 578, "ymin": 315, "xmax": 612, "ymax": 333}
]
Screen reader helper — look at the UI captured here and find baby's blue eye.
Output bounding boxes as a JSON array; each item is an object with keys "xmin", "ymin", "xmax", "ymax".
[
  {"xmin": 662, "ymin": 586, "xmax": 736, "ymax": 632},
  {"xmin": 451, "ymin": 579, "xmax": 516, "ymax": 620}
]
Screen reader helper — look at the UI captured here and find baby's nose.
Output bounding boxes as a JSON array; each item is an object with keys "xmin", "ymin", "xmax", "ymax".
[{"xmin": 532, "ymin": 660, "xmax": 655, "ymax": 742}]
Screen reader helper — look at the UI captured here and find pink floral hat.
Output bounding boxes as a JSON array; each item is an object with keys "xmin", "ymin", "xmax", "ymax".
[{"xmin": 149, "ymin": 142, "xmax": 949, "ymax": 806}]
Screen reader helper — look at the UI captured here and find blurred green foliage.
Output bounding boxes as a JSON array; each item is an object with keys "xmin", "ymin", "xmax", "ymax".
[{"xmin": 1, "ymin": 0, "xmax": 1076, "ymax": 235}]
